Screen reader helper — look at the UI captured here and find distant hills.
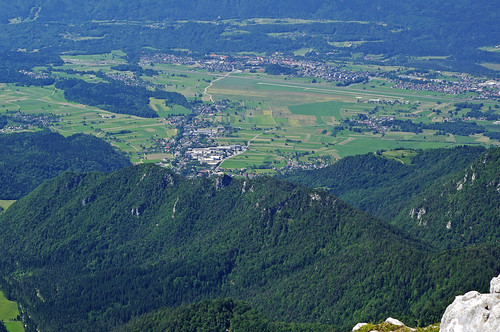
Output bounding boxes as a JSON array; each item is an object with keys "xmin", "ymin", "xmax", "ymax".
[
  {"xmin": 0, "ymin": 131, "xmax": 131, "ymax": 199},
  {"xmin": 1, "ymin": 162, "xmax": 500, "ymax": 331},
  {"xmin": 3, "ymin": 0, "xmax": 499, "ymax": 56},
  {"xmin": 2, "ymin": 0, "xmax": 498, "ymax": 28},
  {"xmin": 2, "ymin": 1, "xmax": 499, "ymax": 75}
]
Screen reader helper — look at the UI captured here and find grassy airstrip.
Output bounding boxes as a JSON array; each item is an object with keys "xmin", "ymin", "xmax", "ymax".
[
  {"xmin": 205, "ymin": 73, "xmax": 499, "ymax": 170},
  {"xmin": 1, "ymin": 51, "xmax": 499, "ymax": 170}
]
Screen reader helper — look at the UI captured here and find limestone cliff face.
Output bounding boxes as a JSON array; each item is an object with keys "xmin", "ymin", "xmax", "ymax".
[{"xmin": 440, "ymin": 275, "xmax": 500, "ymax": 332}]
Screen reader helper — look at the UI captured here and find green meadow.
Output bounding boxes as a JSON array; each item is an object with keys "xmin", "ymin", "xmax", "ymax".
[
  {"xmin": 1, "ymin": 53, "xmax": 498, "ymax": 171},
  {"xmin": 0, "ymin": 200, "xmax": 16, "ymax": 211},
  {"xmin": 0, "ymin": 291, "xmax": 23, "ymax": 332},
  {"xmin": 0, "ymin": 84, "xmax": 174, "ymax": 163},
  {"xmin": 203, "ymin": 71, "xmax": 498, "ymax": 171}
]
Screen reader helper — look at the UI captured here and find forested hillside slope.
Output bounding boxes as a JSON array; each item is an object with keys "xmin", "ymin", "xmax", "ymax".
[
  {"xmin": 2, "ymin": 0, "xmax": 498, "ymax": 28},
  {"xmin": 282, "ymin": 146, "xmax": 500, "ymax": 250},
  {"xmin": 2, "ymin": 1, "xmax": 498, "ymax": 75},
  {"xmin": 115, "ymin": 298, "xmax": 334, "ymax": 332},
  {"xmin": 1, "ymin": 164, "xmax": 499, "ymax": 331},
  {"xmin": 281, "ymin": 146, "xmax": 486, "ymax": 221},
  {"xmin": 394, "ymin": 147, "xmax": 500, "ymax": 249},
  {"xmin": 0, "ymin": 131, "xmax": 131, "ymax": 199}
]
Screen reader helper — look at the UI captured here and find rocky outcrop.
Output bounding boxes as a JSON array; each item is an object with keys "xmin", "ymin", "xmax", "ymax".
[
  {"xmin": 215, "ymin": 174, "xmax": 232, "ymax": 190},
  {"xmin": 440, "ymin": 274, "xmax": 500, "ymax": 332},
  {"xmin": 352, "ymin": 322, "xmax": 368, "ymax": 331},
  {"xmin": 352, "ymin": 317, "xmax": 418, "ymax": 331}
]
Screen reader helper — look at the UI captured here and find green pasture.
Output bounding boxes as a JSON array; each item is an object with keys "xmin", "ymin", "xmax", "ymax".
[
  {"xmin": 0, "ymin": 84, "xmax": 174, "ymax": 163},
  {"xmin": 289, "ymin": 101, "xmax": 344, "ymax": 124},
  {"xmin": 333, "ymin": 136, "xmax": 457, "ymax": 158},
  {"xmin": 293, "ymin": 48, "xmax": 313, "ymax": 56},
  {"xmin": 481, "ymin": 63, "xmax": 500, "ymax": 71},
  {"xmin": 150, "ymin": 98, "xmax": 191, "ymax": 117},
  {"xmin": 4, "ymin": 322, "xmax": 24, "ymax": 332},
  {"xmin": 382, "ymin": 149, "xmax": 419, "ymax": 164},
  {"xmin": 61, "ymin": 50, "xmax": 127, "ymax": 65},
  {"xmin": 0, "ymin": 200, "xmax": 16, "ymax": 211},
  {"xmin": 142, "ymin": 68, "xmax": 214, "ymax": 98},
  {"xmin": 0, "ymin": 291, "xmax": 23, "ymax": 332},
  {"xmin": 0, "ymin": 290, "xmax": 18, "ymax": 320}
]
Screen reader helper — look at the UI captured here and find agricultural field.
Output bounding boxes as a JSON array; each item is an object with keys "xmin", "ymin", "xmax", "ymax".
[
  {"xmin": 202, "ymin": 72, "xmax": 499, "ymax": 172},
  {"xmin": 1, "ymin": 51, "xmax": 499, "ymax": 173},
  {"xmin": 0, "ymin": 84, "xmax": 174, "ymax": 163},
  {"xmin": 0, "ymin": 291, "xmax": 23, "ymax": 332}
]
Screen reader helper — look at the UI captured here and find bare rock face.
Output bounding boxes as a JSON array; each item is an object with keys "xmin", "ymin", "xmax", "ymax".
[
  {"xmin": 440, "ymin": 275, "xmax": 500, "ymax": 332},
  {"xmin": 385, "ymin": 317, "xmax": 405, "ymax": 326},
  {"xmin": 490, "ymin": 275, "xmax": 500, "ymax": 294}
]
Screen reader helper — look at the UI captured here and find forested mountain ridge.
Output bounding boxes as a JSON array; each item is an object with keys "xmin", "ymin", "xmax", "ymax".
[
  {"xmin": 1, "ymin": 164, "xmax": 500, "ymax": 331},
  {"xmin": 0, "ymin": 131, "xmax": 131, "ymax": 199},
  {"xmin": 393, "ymin": 147, "xmax": 500, "ymax": 249},
  {"xmin": 281, "ymin": 146, "xmax": 500, "ymax": 250},
  {"xmin": 1, "ymin": 1, "xmax": 498, "ymax": 76},
  {"xmin": 3, "ymin": 0, "xmax": 498, "ymax": 27},
  {"xmin": 280, "ymin": 146, "xmax": 486, "ymax": 221},
  {"xmin": 3, "ymin": 0, "xmax": 498, "ymax": 59}
]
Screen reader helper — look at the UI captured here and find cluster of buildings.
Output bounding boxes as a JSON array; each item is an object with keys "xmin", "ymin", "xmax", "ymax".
[
  {"xmin": 105, "ymin": 72, "xmax": 143, "ymax": 86},
  {"xmin": 155, "ymin": 101, "xmax": 243, "ymax": 175},
  {"xmin": 18, "ymin": 70, "xmax": 50, "ymax": 79},
  {"xmin": 0, "ymin": 112, "xmax": 61, "ymax": 132},
  {"xmin": 185, "ymin": 145, "xmax": 245, "ymax": 165},
  {"xmin": 346, "ymin": 115, "xmax": 395, "ymax": 133},
  {"xmin": 139, "ymin": 53, "xmax": 196, "ymax": 66},
  {"xmin": 393, "ymin": 76, "xmax": 500, "ymax": 100},
  {"xmin": 140, "ymin": 52, "xmax": 500, "ymax": 101},
  {"xmin": 140, "ymin": 52, "xmax": 373, "ymax": 84}
]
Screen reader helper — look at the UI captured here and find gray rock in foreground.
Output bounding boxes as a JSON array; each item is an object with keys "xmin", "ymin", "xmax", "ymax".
[{"xmin": 441, "ymin": 274, "xmax": 500, "ymax": 332}]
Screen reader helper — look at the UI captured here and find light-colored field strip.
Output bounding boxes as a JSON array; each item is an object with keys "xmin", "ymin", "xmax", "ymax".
[
  {"xmin": 338, "ymin": 137, "xmax": 356, "ymax": 145},
  {"xmin": 446, "ymin": 134, "xmax": 456, "ymax": 143},
  {"xmin": 258, "ymin": 82, "xmax": 403, "ymax": 99},
  {"xmin": 268, "ymin": 107, "xmax": 277, "ymax": 125},
  {"xmin": 252, "ymin": 80, "xmax": 462, "ymax": 102}
]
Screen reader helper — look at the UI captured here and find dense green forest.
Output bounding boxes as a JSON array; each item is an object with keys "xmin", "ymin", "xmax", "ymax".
[
  {"xmin": 0, "ymin": 51, "xmax": 61, "ymax": 87},
  {"xmin": 281, "ymin": 146, "xmax": 486, "ymax": 221},
  {"xmin": 282, "ymin": 146, "xmax": 500, "ymax": 250},
  {"xmin": 116, "ymin": 298, "xmax": 334, "ymax": 332},
  {"xmin": 2, "ymin": 0, "xmax": 498, "ymax": 31},
  {"xmin": 393, "ymin": 147, "xmax": 500, "ymax": 249},
  {"xmin": 54, "ymin": 79, "xmax": 189, "ymax": 118},
  {"xmin": 0, "ymin": 131, "xmax": 131, "ymax": 199},
  {"xmin": 1, "ymin": 164, "xmax": 499, "ymax": 331}
]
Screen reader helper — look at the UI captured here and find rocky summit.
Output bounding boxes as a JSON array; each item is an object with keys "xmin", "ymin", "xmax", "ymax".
[{"xmin": 440, "ymin": 274, "xmax": 500, "ymax": 332}]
